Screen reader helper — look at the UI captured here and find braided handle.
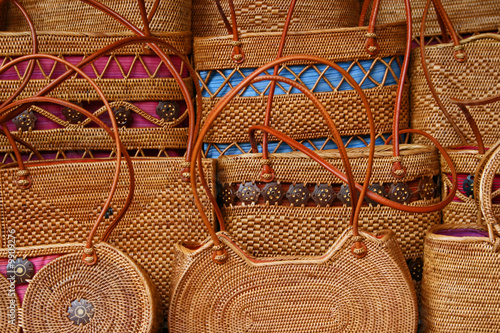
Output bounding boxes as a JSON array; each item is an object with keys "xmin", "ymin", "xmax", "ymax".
[{"xmin": 479, "ymin": 139, "xmax": 500, "ymax": 244}]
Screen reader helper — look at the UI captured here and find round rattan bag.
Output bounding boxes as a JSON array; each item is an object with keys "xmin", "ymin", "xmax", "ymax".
[{"xmin": 0, "ymin": 54, "xmax": 161, "ymax": 333}]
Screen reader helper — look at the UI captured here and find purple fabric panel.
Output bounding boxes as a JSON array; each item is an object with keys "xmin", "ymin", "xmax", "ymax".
[
  {"xmin": 436, "ymin": 228, "xmax": 489, "ymax": 238},
  {"xmin": 0, "ymin": 55, "xmax": 187, "ymax": 80}
]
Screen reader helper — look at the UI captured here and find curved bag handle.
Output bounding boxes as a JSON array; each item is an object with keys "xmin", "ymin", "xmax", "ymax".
[
  {"xmin": 0, "ymin": 54, "xmax": 134, "ymax": 266},
  {"xmin": 191, "ymin": 67, "xmax": 376, "ymax": 263},
  {"xmin": 479, "ymin": 136, "xmax": 500, "ymax": 245},
  {"xmin": 213, "ymin": 0, "xmax": 244, "ymax": 63}
]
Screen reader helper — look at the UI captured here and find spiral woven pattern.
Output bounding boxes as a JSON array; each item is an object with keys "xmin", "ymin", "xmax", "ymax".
[
  {"xmin": 421, "ymin": 224, "xmax": 500, "ymax": 332},
  {"xmin": 169, "ymin": 230, "xmax": 418, "ymax": 332},
  {"xmin": 0, "ymin": 274, "xmax": 19, "ymax": 333},
  {"xmin": 22, "ymin": 243, "xmax": 161, "ymax": 333}
]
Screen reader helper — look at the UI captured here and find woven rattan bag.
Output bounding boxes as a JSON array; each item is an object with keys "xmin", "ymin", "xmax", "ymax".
[
  {"xmin": 195, "ymin": 0, "xmax": 410, "ymax": 158},
  {"xmin": 420, "ymin": 133, "xmax": 500, "ymax": 332},
  {"xmin": 0, "ymin": 56, "xmax": 161, "ymax": 332},
  {"xmin": 169, "ymin": 67, "xmax": 419, "ymax": 332},
  {"xmin": 0, "ymin": 0, "xmax": 192, "ymax": 153},
  {"xmin": 212, "ymin": 11, "xmax": 455, "ymax": 287},
  {"xmin": 360, "ymin": 0, "xmax": 500, "ymax": 40},
  {"xmin": 0, "ymin": 48, "xmax": 216, "ymax": 319},
  {"xmin": 410, "ymin": 0, "xmax": 500, "ymax": 148},
  {"xmin": 439, "ymin": 95, "xmax": 500, "ymax": 225}
]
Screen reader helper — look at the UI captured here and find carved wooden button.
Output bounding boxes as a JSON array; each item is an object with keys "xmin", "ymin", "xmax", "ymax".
[
  {"xmin": 156, "ymin": 101, "xmax": 180, "ymax": 122},
  {"xmin": 389, "ymin": 183, "xmax": 411, "ymax": 204},
  {"xmin": 220, "ymin": 184, "xmax": 235, "ymax": 206},
  {"xmin": 236, "ymin": 182, "xmax": 260, "ymax": 204},
  {"xmin": 62, "ymin": 102, "xmax": 84, "ymax": 124},
  {"xmin": 286, "ymin": 184, "xmax": 310, "ymax": 206},
  {"xmin": 419, "ymin": 177, "xmax": 436, "ymax": 200},
  {"xmin": 113, "ymin": 106, "xmax": 132, "ymax": 127},
  {"xmin": 13, "ymin": 110, "xmax": 37, "ymax": 131},
  {"xmin": 68, "ymin": 299, "xmax": 94, "ymax": 326},
  {"xmin": 261, "ymin": 182, "xmax": 285, "ymax": 205},
  {"xmin": 7, "ymin": 258, "xmax": 34, "ymax": 284},
  {"xmin": 407, "ymin": 257, "xmax": 423, "ymax": 282},
  {"xmin": 311, "ymin": 184, "xmax": 335, "ymax": 207},
  {"xmin": 365, "ymin": 184, "xmax": 386, "ymax": 206},
  {"xmin": 338, "ymin": 184, "xmax": 352, "ymax": 206},
  {"xmin": 463, "ymin": 175, "xmax": 474, "ymax": 198}
]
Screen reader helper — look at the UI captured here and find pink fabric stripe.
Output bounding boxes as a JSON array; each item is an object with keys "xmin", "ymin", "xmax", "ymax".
[
  {"xmin": 0, "ymin": 55, "xmax": 188, "ymax": 80},
  {"xmin": 0, "ymin": 255, "xmax": 60, "ymax": 302},
  {"xmin": 4, "ymin": 100, "xmax": 187, "ymax": 130},
  {"xmin": 447, "ymin": 173, "xmax": 500, "ymax": 203}
]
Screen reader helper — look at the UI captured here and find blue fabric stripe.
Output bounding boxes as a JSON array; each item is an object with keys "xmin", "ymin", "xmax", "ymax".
[
  {"xmin": 200, "ymin": 56, "xmax": 402, "ymax": 98},
  {"xmin": 203, "ymin": 135, "xmax": 401, "ymax": 159}
]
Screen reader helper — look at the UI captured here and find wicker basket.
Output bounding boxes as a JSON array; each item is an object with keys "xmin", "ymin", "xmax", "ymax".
[
  {"xmin": 4, "ymin": 0, "xmax": 191, "ymax": 34},
  {"xmin": 0, "ymin": 272, "xmax": 19, "ymax": 333},
  {"xmin": 410, "ymin": 0, "xmax": 500, "ymax": 148},
  {"xmin": 0, "ymin": 2, "xmax": 193, "ymax": 151},
  {"xmin": 194, "ymin": 0, "xmax": 410, "ymax": 153},
  {"xmin": 362, "ymin": 0, "xmax": 500, "ymax": 39}
]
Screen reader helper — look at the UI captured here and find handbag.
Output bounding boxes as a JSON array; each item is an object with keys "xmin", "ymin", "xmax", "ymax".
[
  {"xmin": 0, "ymin": 0, "xmax": 192, "ymax": 152},
  {"xmin": 211, "ymin": 7, "xmax": 455, "ymax": 288},
  {"xmin": 361, "ymin": 0, "xmax": 500, "ymax": 41},
  {"xmin": 420, "ymin": 117, "xmax": 500, "ymax": 332},
  {"xmin": 0, "ymin": 55, "xmax": 161, "ymax": 332},
  {"xmin": 194, "ymin": 0, "xmax": 409, "ymax": 158},
  {"xmin": 410, "ymin": 0, "xmax": 500, "ymax": 148},
  {"xmin": 0, "ymin": 49, "xmax": 216, "ymax": 318},
  {"xmin": 168, "ymin": 63, "xmax": 421, "ymax": 332}
]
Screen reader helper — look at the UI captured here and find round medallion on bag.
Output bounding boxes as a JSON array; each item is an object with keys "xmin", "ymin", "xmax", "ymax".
[
  {"xmin": 365, "ymin": 184, "xmax": 386, "ymax": 206},
  {"xmin": 311, "ymin": 184, "xmax": 335, "ymax": 207},
  {"xmin": 338, "ymin": 184, "xmax": 352, "ymax": 206},
  {"xmin": 236, "ymin": 182, "xmax": 260, "ymax": 204},
  {"xmin": 113, "ymin": 106, "xmax": 133, "ymax": 127},
  {"xmin": 220, "ymin": 184, "xmax": 235, "ymax": 206},
  {"xmin": 463, "ymin": 175, "xmax": 474, "ymax": 198},
  {"xmin": 261, "ymin": 182, "xmax": 285, "ymax": 205},
  {"xmin": 6, "ymin": 258, "xmax": 34, "ymax": 285},
  {"xmin": 418, "ymin": 177, "xmax": 436, "ymax": 200},
  {"xmin": 13, "ymin": 110, "xmax": 37, "ymax": 131},
  {"xmin": 389, "ymin": 183, "xmax": 411, "ymax": 204},
  {"xmin": 286, "ymin": 184, "xmax": 310, "ymax": 206},
  {"xmin": 68, "ymin": 299, "xmax": 94, "ymax": 326},
  {"xmin": 156, "ymin": 101, "xmax": 180, "ymax": 122},
  {"xmin": 62, "ymin": 103, "xmax": 85, "ymax": 124}
]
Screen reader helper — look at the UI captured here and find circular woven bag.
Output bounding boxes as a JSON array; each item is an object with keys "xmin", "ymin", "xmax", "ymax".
[
  {"xmin": 0, "ymin": 273, "xmax": 19, "ymax": 333},
  {"xmin": 0, "ymin": 54, "xmax": 161, "ymax": 332},
  {"xmin": 22, "ymin": 243, "xmax": 159, "ymax": 332}
]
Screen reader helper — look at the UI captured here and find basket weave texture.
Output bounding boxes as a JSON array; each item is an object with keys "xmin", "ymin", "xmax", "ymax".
[{"xmin": 0, "ymin": 273, "xmax": 19, "ymax": 333}]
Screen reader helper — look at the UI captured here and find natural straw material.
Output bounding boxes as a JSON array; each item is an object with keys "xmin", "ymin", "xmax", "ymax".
[
  {"xmin": 19, "ymin": 243, "xmax": 161, "ymax": 333},
  {"xmin": 4, "ymin": 0, "xmax": 191, "ymax": 33},
  {"xmin": 0, "ymin": 158, "xmax": 216, "ymax": 316},
  {"xmin": 169, "ymin": 229, "xmax": 418, "ymax": 332},
  {"xmin": 410, "ymin": 35, "xmax": 500, "ymax": 147},
  {"xmin": 363, "ymin": 0, "xmax": 500, "ymax": 38},
  {"xmin": 218, "ymin": 144, "xmax": 440, "ymax": 261},
  {"xmin": 192, "ymin": 0, "xmax": 360, "ymax": 37}
]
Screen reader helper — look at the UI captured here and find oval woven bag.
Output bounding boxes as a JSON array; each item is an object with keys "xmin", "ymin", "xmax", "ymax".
[
  {"xmin": 0, "ymin": 54, "xmax": 161, "ymax": 332},
  {"xmin": 169, "ymin": 60, "xmax": 419, "ymax": 332},
  {"xmin": 195, "ymin": 0, "xmax": 410, "ymax": 158},
  {"xmin": 361, "ymin": 0, "xmax": 500, "ymax": 40},
  {"xmin": 410, "ymin": 0, "xmax": 500, "ymax": 148},
  {"xmin": 0, "ymin": 0, "xmax": 191, "ymax": 152},
  {"xmin": 420, "ymin": 135, "xmax": 500, "ymax": 332}
]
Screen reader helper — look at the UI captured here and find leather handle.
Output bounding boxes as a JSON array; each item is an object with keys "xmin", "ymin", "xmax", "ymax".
[
  {"xmin": 137, "ymin": 0, "xmax": 151, "ymax": 36},
  {"xmin": 261, "ymin": 0, "xmax": 297, "ymax": 182},
  {"xmin": 190, "ymin": 54, "xmax": 378, "ymax": 263},
  {"xmin": 359, "ymin": 0, "xmax": 383, "ymax": 55},
  {"xmin": 213, "ymin": 0, "xmax": 244, "ymax": 63},
  {"xmin": 0, "ymin": 54, "xmax": 133, "ymax": 266}
]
